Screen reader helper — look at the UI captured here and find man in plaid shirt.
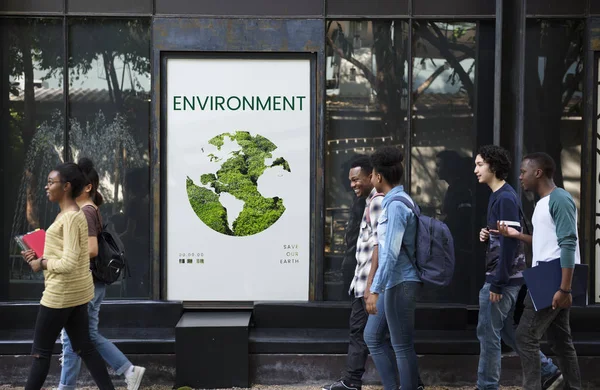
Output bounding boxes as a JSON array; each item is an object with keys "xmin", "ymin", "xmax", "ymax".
[{"xmin": 322, "ymin": 155, "xmax": 383, "ymax": 390}]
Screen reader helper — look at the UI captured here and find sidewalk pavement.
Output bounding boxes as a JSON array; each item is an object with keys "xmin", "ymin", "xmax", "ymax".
[{"xmin": 1, "ymin": 385, "xmax": 522, "ymax": 390}]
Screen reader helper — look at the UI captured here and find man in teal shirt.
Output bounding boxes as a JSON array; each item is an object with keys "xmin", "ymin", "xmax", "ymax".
[{"xmin": 498, "ymin": 152, "xmax": 582, "ymax": 390}]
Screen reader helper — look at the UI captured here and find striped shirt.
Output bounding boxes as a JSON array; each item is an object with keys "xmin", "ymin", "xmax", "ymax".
[
  {"xmin": 349, "ymin": 188, "xmax": 383, "ymax": 297},
  {"xmin": 41, "ymin": 211, "xmax": 94, "ymax": 309}
]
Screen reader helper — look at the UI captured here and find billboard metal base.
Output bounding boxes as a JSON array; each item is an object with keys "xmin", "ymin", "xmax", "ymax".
[{"xmin": 175, "ymin": 311, "xmax": 251, "ymax": 388}]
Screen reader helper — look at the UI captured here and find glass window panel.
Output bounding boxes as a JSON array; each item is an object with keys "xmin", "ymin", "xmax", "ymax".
[
  {"xmin": 325, "ymin": 20, "xmax": 409, "ymax": 300},
  {"xmin": 411, "ymin": 22, "xmax": 478, "ymax": 303},
  {"xmin": 523, "ymin": 20, "xmax": 583, "ymax": 221},
  {"xmin": 596, "ymin": 56, "xmax": 600, "ymax": 304},
  {"xmin": 413, "ymin": 0, "xmax": 495, "ymax": 17},
  {"xmin": 68, "ymin": 18, "xmax": 151, "ymax": 299},
  {"xmin": 1, "ymin": 18, "xmax": 64, "ymax": 301}
]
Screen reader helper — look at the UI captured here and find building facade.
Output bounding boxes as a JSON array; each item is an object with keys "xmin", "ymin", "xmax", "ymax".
[{"xmin": 1, "ymin": 0, "xmax": 600, "ymax": 384}]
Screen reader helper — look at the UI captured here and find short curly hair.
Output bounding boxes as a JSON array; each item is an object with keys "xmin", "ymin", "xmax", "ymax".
[
  {"xmin": 370, "ymin": 146, "xmax": 404, "ymax": 185},
  {"xmin": 523, "ymin": 152, "xmax": 556, "ymax": 179},
  {"xmin": 477, "ymin": 145, "xmax": 511, "ymax": 180},
  {"xmin": 349, "ymin": 155, "xmax": 373, "ymax": 175}
]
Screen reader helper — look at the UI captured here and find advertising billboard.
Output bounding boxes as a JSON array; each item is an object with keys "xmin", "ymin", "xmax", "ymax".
[{"xmin": 165, "ymin": 56, "xmax": 311, "ymax": 301}]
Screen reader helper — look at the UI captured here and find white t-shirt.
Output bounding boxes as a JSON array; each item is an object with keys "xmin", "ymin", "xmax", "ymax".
[{"xmin": 531, "ymin": 188, "xmax": 580, "ymax": 267}]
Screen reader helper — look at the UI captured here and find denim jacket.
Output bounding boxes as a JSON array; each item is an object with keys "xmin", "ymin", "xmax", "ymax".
[{"xmin": 370, "ymin": 186, "xmax": 420, "ymax": 294}]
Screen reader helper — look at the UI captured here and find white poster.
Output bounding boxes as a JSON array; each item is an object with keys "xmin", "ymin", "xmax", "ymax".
[{"xmin": 165, "ymin": 57, "xmax": 311, "ymax": 301}]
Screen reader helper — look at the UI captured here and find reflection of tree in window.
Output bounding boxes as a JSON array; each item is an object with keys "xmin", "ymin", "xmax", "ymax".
[
  {"xmin": 411, "ymin": 22, "xmax": 477, "ymax": 303},
  {"xmin": 324, "ymin": 21, "xmax": 411, "ymax": 261},
  {"xmin": 67, "ymin": 19, "xmax": 151, "ymax": 221},
  {"xmin": 4, "ymin": 19, "xmax": 64, "ymax": 288},
  {"xmin": 69, "ymin": 18, "xmax": 152, "ymax": 297},
  {"xmin": 324, "ymin": 21, "xmax": 479, "ymax": 303},
  {"xmin": 69, "ymin": 19, "xmax": 150, "ymax": 112},
  {"xmin": 413, "ymin": 22, "xmax": 475, "ymax": 106},
  {"xmin": 6, "ymin": 19, "xmax": 63, "ymax": 231},
  {"xmin": 3, "ymin": 19, "xmax": 152, "ymax": 297},
  {"xmin": 327, "ymin": 20, "xmax": 410, "ymax": 141},
  {"xmin": 524, "ymin": 20, "xmax": 583, "ymax": 210},
  {"xmin": 327, "ymin": 21, "xmax": 476, "ymax": 140},
  {"xmin": 411, "ymin": 22, "xmax": 476, "ymax": 216}
]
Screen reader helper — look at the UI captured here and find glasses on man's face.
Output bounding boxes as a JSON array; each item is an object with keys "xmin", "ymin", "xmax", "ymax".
[{"xmin": 47, "ymin": 179, "xmax": 62, "ymax": 186}]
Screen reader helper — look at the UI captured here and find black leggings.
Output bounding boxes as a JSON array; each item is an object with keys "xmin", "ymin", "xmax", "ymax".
[{"xmin": 25, "ymin": 303, "xmax": 114, "ymax": 390}]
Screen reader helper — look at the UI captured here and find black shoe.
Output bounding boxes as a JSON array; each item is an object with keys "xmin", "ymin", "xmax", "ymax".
[
  {"xmin": 542, "ymin": 370, "xmax": 564, "ymax": 390},
  {"xmin": 322, "ymin": 380, "xmax": 361, "ymax": 390}
]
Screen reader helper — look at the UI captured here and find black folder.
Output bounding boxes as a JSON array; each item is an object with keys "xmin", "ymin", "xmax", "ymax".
[{"xmin": 522, "ymin": 258, "xmax": 588, "ymax": 311}]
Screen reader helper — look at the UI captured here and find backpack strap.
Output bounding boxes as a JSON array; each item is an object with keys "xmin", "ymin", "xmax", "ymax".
[
  {"xmin": 389, "ymin": 195, "xmax": 421, "ymax": 272},
  {"xmin": 93, "ymin": 206, "xmax": 103, "ymax": 234},
  {"xmin": 390, "ymin": 195, "xmax": 420, "ymax": 217},
  {"xmin": 82, "ymin": 204, "xmax": 102, "ymax": 234}
]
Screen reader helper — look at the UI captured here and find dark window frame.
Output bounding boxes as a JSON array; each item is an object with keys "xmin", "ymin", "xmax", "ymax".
[
  {"xmin": 587, "ymin": 46, "xmax": 599, "ymax": 304},
  {"xmin": 593, "ymin": 1, "xmax": 600, "ymax": 16},
  {"xmin": 526, "ymin": 0, "xmax": 587, "ymax": 18},
  {"xmin": 1, "ymin": 0, "xmax": 594, "ymax": 18},
  {"xmin": 0, "ymin": 0, "xmax": 63, "ymax": 15},
  {"xmin": 67, "ymin": 0, "xmax": 153, "ymax": 15},
  {"xmin": 411, "ymin": 0, "xmax": 495, "ymax": 18},
  {"xmin": 155, "ymin": 0, "xmax": 323, "ymax": 17}
]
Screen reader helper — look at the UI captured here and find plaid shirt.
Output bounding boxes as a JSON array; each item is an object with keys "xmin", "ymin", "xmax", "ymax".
[{"xmin": 349, "ymin": 188, "xmax": 383, "ymax": 297}]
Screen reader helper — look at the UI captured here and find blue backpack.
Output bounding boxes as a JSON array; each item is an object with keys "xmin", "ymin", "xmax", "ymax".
[{"xmin": 393, "ymin": 196, "xmax": 455, "ymax": 287}]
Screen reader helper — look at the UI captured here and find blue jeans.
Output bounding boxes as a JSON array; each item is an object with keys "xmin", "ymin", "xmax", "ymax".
[
  {"xmin": 59, "ymin": 282, "xmax": 132, "ymax": 390},
  {"xmin": 365, "ymin": 282, "xmax": 420, "ymax": 390},
  {"xmin": 477, "ymin": 283, "xmax": 558, "ymax": 390},
  {"xmin": 364, "ymin": 291, "xmax": 398, "ymax": 390}
]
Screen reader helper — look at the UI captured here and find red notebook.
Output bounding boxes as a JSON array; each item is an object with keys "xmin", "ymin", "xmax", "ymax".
[{"xmin": 22, "ymin": 229, "xmax": 46, "ymax": 258}]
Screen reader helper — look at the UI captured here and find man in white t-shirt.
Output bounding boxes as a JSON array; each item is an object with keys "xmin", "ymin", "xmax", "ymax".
[{"xmin": 497, "ymin": 152, "xmax": 581, "ymax": 390}]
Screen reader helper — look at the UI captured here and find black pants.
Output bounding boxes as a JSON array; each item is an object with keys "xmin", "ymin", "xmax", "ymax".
[
  {"xmin": 25, "ymin": 303, "xmax": 115, "ymax": 390},
  {"xmin": 516, "ymin": 293, "xmax": 581, "ymax": 390},
  {"xmin": 344, "ymin": 296, "xmax": 369, "ymax": 384},
  {"xmin": 514, "ymin": 284, "xmax": 529, "ymax": 325}
]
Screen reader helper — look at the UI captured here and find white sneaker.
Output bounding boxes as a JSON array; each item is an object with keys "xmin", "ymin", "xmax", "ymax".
[
  {"xmin": 545, "ymin": 373, "xmax": 564, "ymax": 390},
  {"xmin": 125, "ymin": 365, "xmax": 146, "ymax": 390}
]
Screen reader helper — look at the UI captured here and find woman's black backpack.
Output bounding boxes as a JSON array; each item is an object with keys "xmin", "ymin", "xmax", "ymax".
[{"xmin": 93, "ymin": 222, "xmax": 127, "ymax": 285}]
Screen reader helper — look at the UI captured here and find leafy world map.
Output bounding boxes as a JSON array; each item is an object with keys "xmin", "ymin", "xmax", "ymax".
[{"xmin": 186, "ymin": 131, "xmax": 291, "ymax": 236}]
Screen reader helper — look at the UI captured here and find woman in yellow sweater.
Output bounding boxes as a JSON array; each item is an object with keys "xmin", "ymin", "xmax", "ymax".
[
  {"xmin": 22, "ymin": 162, "xmax": 114, "ymax": 390},
  {"xmin": 58, "ymin": 158, "xmax": 145, "ymax": 390}
]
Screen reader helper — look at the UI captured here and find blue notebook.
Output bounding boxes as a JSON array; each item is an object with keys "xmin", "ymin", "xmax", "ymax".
[{"xmin": 522, "ymin": 258, "xmax": 588, "ymax": 311}]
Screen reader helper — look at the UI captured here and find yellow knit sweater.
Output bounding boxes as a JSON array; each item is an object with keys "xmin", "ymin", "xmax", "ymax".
[{"xmin": 41, "ymin": 210, "xmax": 94, "ymax": 309}]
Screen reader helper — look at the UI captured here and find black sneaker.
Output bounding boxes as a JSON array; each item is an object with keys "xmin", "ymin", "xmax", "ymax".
[
  {"xmin": 542, "ymin": 370, "xmax": 564, "ymax": 390},
  {"xmin": 322, "ymin": 380, "xmax": 361, "ymax": 390}
]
